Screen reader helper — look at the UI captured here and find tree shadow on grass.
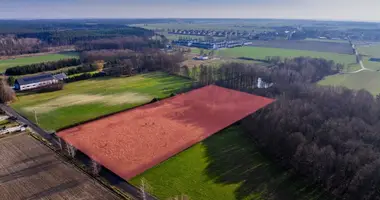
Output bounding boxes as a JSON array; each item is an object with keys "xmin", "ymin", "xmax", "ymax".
[{"xmin": 203, "ymin": 127, "xmax": 335, "ymax": 200}]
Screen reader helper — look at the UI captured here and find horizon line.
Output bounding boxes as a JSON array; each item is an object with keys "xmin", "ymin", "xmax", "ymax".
[{"xmin": 0, "ymin": 17, "xmax": 379, "ymax": 24}]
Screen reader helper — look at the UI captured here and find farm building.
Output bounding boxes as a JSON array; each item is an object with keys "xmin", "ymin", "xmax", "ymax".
[
  {"xmin": 14, "ymin": 73, "xmax": 67, "ymax": 91},
  {"xmin": 173, "ymin": 39, "xmax": 246, "ymax": 49}
]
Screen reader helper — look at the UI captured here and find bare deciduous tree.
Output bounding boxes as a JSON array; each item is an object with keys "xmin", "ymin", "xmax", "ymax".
[{"xmin": 0, "ymin": 77, "xmax": 15, "ymax": 103}]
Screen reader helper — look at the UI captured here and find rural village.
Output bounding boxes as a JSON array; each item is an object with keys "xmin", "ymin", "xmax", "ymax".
[{"xmin": 1, "ymin": 17, "xmax": 380, "ymax": 200}]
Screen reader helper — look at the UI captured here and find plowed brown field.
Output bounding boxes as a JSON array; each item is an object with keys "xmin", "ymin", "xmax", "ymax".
[
  {"xmin": 0, "ymin": 133, "xmax": 120, "ymax": 200},
  {"xmin": 58, "ymin": 85, "xmax": 274, "ymax": 180}
]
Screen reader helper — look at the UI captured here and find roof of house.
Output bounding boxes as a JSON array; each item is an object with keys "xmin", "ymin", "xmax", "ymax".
[
  {"xmin": 16, "ymin": 73, "xmax": 55, "ymax": 85},
  {"xmin": 53, "ymin": 73, "xmax": 68, "ymax": 80}
]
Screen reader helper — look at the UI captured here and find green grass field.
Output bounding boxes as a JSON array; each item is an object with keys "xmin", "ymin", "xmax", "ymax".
[
  {"xmin": 358, "ymin": 44, "xmax": 380, "ymax": 57},
  {"xmin": 318, "ymin": 44, "xmax": 380, "ymax": 95},
  {"xmin": 0, "ymin": 52, "xmax": 79, "ymax": 72},
  {"xmin": 218, "ymin": 47, "xmax": 356, "ymax": 67},
  {"xmin": 131, "ymin": 126, "xmax": 331, "ymax": 200},
  {"xmin": 11, "ymin": 72, "xmax": 191, "ymax": 131},
  {"xmin": 357, "ymin": 44, "xmax": 380, "ymax": 71},
  {"xmin": 319, "ymin": 71, "xmax": 380, "ymax": 95}
]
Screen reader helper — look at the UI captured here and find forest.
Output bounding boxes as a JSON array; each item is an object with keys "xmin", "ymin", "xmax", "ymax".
[
  {"xmin": 76, "ymin": 36, "xmax": 166, "ymax": 51},
  {"xmin": 0, "ymin": 21, "xmax": 155, "ymax": 56},
  {"xmin": 181, "ymin": 57, "xmax": 380, "ymax": 200}
]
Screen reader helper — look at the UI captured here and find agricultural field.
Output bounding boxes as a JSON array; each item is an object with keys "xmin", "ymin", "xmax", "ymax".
[
  {"xmin": 248, "ymin": 40, "xmax": 353, "ymax": 54},
  {"xmin": 319, "ymin": 71, "xmax": 380, "ymax": 95},
  {"xmin": 305, "ymin": 38, "xmax": 349, "ymax": 43},
  {"xmin": 358, "ymin": 44, "xmax": 380, "ymax": 71},
  {"xmin": 319, "ymin": 43, "xmax": 380, "ymax": 95},
  {"xmin": 0, "ymin": 132, "xmax": 120, "ymax": 200},
  {"xmin": 218, "ymin": 46, "xmax": 358, "ymax": 71},
  {"xmin": 58, "ymin": 85, "xmax": 274, "ymax": 180},
  {"xmin": 130, "ymin": 126, "xmax": 332, "ymax": 200},
  {"xmin": 0, "ymin": 52, "xmax": 79, "ymax": 73},
  {"xmin": 11, "ymin": 72, "xmax": 192, "ymax": 131}
]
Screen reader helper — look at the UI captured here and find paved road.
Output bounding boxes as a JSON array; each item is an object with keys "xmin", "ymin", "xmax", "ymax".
[{"xmin": 0, "ymin": 103, "xmax": 156, "ymax": 200}]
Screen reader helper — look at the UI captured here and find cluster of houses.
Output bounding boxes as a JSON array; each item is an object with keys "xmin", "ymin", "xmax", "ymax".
[
  {"xmin": 14, "ymin": 73, "xmax": 68, "ymax": 91},
  {"xmin": 173, "ymin": 39, "xmax": 252, "ymax": 50},
  {"xmin": 168, "ymin": 29, "xmax": 255, "ymax": 38}
]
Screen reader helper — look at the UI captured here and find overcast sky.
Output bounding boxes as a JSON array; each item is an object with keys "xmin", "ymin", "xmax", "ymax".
[{"xmin": 1, "ymin": 0, "xmax": 380, "ymax": 22}]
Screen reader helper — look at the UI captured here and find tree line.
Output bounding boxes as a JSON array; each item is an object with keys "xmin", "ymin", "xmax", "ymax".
[
  {"xmin": 76, "ymin": 36, "xmax": 165, "ymax": 52},
  {"xmin": 5, "ymin": 58, "xmax": 81, "ymax": 76},
  {"xmin": 0, "ymin": 36, "xmax": 45, "ymax": 56},
  {"xmin": 183, "ymin": 57, "xmax": 378, "ymax": 200},
  {"xmin": 103, "ymin": 50, "xmax": 184, "ymax": 77}
]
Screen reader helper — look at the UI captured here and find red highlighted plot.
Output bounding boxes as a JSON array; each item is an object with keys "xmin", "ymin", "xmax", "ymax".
[{"xmin": 58, "ymin": 85, "xmax": 274, "ymax": 180}]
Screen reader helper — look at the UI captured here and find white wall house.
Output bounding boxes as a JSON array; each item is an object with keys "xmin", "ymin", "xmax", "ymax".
[{"xmin": 14, "ymin": 73, "xmax": 65, "ymax": 91}]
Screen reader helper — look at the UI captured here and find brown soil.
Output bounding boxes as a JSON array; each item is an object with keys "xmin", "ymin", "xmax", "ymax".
[{"xmin": 0, "ymin": 133, "xmax": 120, "ymax": 200}]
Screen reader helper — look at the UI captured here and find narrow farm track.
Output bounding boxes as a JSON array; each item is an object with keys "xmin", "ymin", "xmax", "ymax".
[
  {"xmin": 347, "ymin": 43, "xmax": 374, "ymax": 74},
  {"xmin": 0, "ymin": 104, "xmax": 157, "ymax": 200}
]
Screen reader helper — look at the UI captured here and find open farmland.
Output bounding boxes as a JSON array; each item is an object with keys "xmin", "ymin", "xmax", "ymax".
[
  {"xmin": 0, "ymin": 132, "xmax": 120, "ymax": 200},
  {"xmin": 319, "ymin": 43, "xmax": 380, "ymax": 95},
  {"xmin": 305, "ymin": 38, "xmax": 349, "ymax": 43},
  {"xmin": 249, "ymin": 40, "xmax": 353, "ymax": 54},
  {"xmin": 0, "ymin": 52, "xmax": 79, "ymax": 73},
  {"xmin": 319, "ymin": 67, "xmax": 380, "ymax": 95},
  {"xmin": 357, "ymin": 44, "xmax": 380, "ymax": 71},
  {"xmin": 12, "ymin": 72, "xmax": 191, "ymax": 131},
  {"xmin": 130, "ymin": 126, "xmax": 332, "ymax": 200},
  {"xmin": 58, "ymin": 85, "xmax": 274, "ymax": 180},
  {"xmin": 218, "ymin": 46, "xmax": 358, "ymax": 71}
]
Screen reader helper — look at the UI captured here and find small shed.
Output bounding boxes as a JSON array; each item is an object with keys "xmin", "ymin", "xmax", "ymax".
[{"xmin": 53, "ymin": 73, "xmax": 68, "ymax": 81}]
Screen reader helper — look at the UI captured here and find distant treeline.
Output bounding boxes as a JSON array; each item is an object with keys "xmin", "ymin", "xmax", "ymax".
[
  {"xmin": 16, "ymin": 27, "xmax": 154, "ymax": 46},
  {"xmin": 183, "ymin": 57, "xmax": 379, "ymax": 200},
  {"xmin": 0, "ymin": 22, "xmax": 155, "ymax": 56},
  {"xmin": 0, "ymin": 36, "xmax": 45, "ymax": 56},
  {"xmin": 5, "ymin": 58, "xmax": 81, "ymax": 76},
  {"xmin": 76, "ymin": 36, "xmax": 165, "ymax": 52}
]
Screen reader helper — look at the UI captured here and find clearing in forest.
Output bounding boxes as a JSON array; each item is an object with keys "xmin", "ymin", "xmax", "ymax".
[{"xmin": 57, "ymin": 85, "xmax": 274, "ymax": 180}]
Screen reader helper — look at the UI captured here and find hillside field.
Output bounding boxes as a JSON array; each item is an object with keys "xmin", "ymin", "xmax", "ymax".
[
  {"xmin": 0, "ymin": 52, "xmax": 79, "ymax": 72},
  {"xmin": 11, "ymin": 72, "xmax": 191, "ymax": 131},
  {"xmin": 130, "ymin": 126, "xmax": 332, "ymax": 200}
]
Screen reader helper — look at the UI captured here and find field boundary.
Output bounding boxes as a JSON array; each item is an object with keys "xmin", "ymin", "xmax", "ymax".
[{"xmin": 1, "ymin": 104, "xmax": 154, "ymax": 200}]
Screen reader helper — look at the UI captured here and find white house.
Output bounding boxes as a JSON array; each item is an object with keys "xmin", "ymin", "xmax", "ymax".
[{"xmin": 14, "ymin": 73, "xmax": 66, "ymax": 91}]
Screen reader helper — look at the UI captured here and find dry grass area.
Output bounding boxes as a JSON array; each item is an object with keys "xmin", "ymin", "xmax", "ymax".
[
  {"xmin": 0, "ymin": 133, "xmax": 120, "ymax": 200},
  {"xmin": 23, "ymin": 92, "xmax": 152, "ymax": 114}
]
